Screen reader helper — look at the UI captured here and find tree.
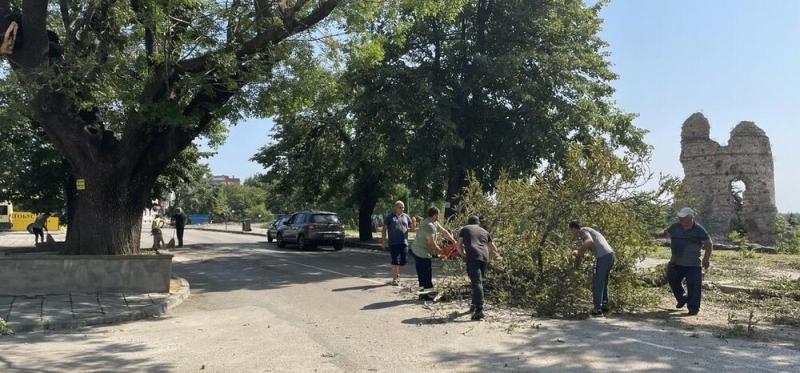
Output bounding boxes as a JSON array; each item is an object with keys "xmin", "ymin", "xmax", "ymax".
[
  {"xmin": 162, "ymin": 160, "xmax": 221, "ymax": 216},
  {"xmin": 444, "ymin": 140, "xmax": 672, "ymax": 315},
  {"xmin": 353, "ymin": 0, "xmax": 649, "ymax": 218},
  {"xmin": 0, "ymin": 0, "xmax": 380, "ymax": 254},
  {"xmin": 256, "ymin": 0, "xmax": 649, "ymax": 240},
  {"xmin": 218, "ymin": 184, "xmax": 268, "ymax": 220},
  {"xmin": 0, "ymin": 112, "xmax": 71, "ymax": 215}
]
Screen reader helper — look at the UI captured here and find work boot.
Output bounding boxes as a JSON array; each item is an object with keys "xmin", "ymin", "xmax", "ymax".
[{"xmin": 471, "ymin": 309, "xmax": 485, "ymax": 321}]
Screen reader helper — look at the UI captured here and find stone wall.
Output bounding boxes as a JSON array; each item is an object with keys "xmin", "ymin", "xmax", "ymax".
[
  {"xmin": 679, "ymin": 113, "xmax": 778, "ymax": 245},
  {"xmin": 0, "ymin": 254, "xmax": 173, "ymax": 295}
]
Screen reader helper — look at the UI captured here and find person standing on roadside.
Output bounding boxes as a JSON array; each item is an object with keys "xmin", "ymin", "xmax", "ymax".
[
  {"xmin": 151, "ymin": 214, "xmax": 166, "ymax": 249},
  {"xmin": 653, "ymin": 207, "xmax": 713, "ymax": 316},
  {"xmin": 455, "ymin": 215, "xmax": 498, "ymax": 321},
  {"xmin": 381, "ymin": 201, "xmax": 415, "ymax": 286},
  {"xmin": 410, "ymin": 206, "xmax": 456, "ymax": 300},
  {"xmin": 172, "ymin": 207, "xmax": 187, "ymax": 248},
  {"xmin": 569, "ymin": 221, "xmax": 616, "ymax": 317}
]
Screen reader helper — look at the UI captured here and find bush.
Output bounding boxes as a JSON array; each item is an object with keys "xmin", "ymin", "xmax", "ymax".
[{"xmin": 441, "ymin": 140, "xmax": 673, "ymax": 316}]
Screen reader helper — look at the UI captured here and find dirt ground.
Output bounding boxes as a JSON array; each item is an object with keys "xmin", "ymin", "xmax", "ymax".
[
  {"xmin": 417, "ymin": 249, "xmax": 800, "ymax": 349},
  {"xmin": 631, "ymin": 250, "xmax": 800, "ymax": 348}
]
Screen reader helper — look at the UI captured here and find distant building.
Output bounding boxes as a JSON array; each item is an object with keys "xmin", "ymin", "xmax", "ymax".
[{"xmin": 210, "ymin": 175, "xmax": 241, "ymax": 187}]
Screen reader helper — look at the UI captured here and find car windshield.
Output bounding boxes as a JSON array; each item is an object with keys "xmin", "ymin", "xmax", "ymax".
[
  {"xmin": 273, "ymin": 218, "xmax": 285, "ymax": 226},
  {"xmin": 312, "ymin": 214, "xmax": 340, "ymax": 224}
]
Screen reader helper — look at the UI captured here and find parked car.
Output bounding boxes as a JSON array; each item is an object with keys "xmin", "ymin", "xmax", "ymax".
[
  {"xmin": 266, "ymin": 216, "xmax": 288, "ymax": 243},
  {"xmin": 276, "ymin": 210, "xmax": 345, "ymax": 251}
]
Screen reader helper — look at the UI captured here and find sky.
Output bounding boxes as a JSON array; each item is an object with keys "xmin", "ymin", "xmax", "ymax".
[{"xmin": 201, "ymin": 0, "xmax": 800, "ymax": 211}]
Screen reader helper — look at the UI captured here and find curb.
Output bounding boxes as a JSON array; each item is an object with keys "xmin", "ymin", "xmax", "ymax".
[
  {"xmin": 8, "ymin": 277, "xmax": 191, "ymax": 334},
  {"xmin": 193, "ymin": 227, "xmax": 265, "ymax": 237}
]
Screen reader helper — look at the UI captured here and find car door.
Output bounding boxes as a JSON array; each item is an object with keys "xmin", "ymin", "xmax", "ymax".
[
  {"xmin": 291, "ymin": 213, "xmax": 307, "ymax": 242},
  {"xmin": 281, "ymin": 214, "xmax": 297, "ymax": 241}
]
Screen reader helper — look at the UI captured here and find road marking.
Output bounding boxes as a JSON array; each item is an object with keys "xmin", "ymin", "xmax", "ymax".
[
  {"xmin": 279, "ymin": 259, "xmax": 386, "ymax": 285},
  {"xmin": 623, "ymin": 337, "xmax": 694, "ymax": 354}
]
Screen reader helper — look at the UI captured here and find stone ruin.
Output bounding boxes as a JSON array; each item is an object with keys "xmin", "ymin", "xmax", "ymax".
[{"xmin": 680, "ymin": 112, "xmax": 778, "ymax": 245}]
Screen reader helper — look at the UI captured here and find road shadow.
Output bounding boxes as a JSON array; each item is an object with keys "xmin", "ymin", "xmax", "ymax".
[
  {"xmin": 361, "ymin": 299, "xmax": 416, "ymax": 310},
  {"xmin": 170, "ymin": 242, "xmax": 393, "ymax": 295},
  {"xmin": 402, "ymin": 309, "xmax": 474, "ymax": 325},
  {"xmin": 332, "ymin": 283, "xmax": 390, "ymax": 292},
  {"xmin": 0, "ymin": 318, "xmax": 174, "ymax": 372}
]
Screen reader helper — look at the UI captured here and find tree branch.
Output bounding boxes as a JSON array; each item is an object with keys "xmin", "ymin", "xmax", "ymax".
[
  {"xmin": 31, "ymin": 90, "xmax": 102, "ymax": 174},
  {"xmin": 58, "ymin": 0, "xmax": 72, "ymax": 44},
  {"xmin": 18, "ymin": 0, "xmax": 48, "ymax": 68},
  {"xmin": 130, "ymin": 0, "xmax": 154, "ymax": 67},
  {"xmin": 124, "ymin": 0, "xmax": 339, "ymax": 177},
  {"xmin": 0, "ymin": 0, "xmax": 10, "ymax": 20},
  {"xmin": 293, "ymin": 0, "xmax": 311, "ymax": 13}
]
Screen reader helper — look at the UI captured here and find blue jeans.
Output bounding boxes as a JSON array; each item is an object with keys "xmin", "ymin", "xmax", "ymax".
[
  {"xmin": 466, "ymin": 260, "xmax": 487, "ymax": 310},
  {"xmin": 412, "ymin": 252, "xmax": 433, "ymax": 289},
  {"xmin": 389, "ymin": 244, "xmax": 408, "ymax": 266},
  {"xmin": 593, "ymin": 253, "xmax": 615, "ymax": 310},
  {"xmin": 667, "ymin": 264, "xmax": 702, "ymax": 312}
]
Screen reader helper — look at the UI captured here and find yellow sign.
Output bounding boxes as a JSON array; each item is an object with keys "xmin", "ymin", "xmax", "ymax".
[{"xmin": 76, "ymin": 179, "xmax": 86, "ymax": 190}]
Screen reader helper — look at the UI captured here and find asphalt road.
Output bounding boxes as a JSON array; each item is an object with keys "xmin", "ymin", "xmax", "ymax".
[{"xmin": 0, "ymin": 230, "xmax": 797, "ymax": 373}]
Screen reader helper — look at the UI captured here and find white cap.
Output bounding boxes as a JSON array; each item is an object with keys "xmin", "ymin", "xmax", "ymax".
[
  {"xmin": 677, "ymin": 207, "xmax": 694, "ymax": 218},
  {"xmin": 394, "ymin": 201, "xmax": 405, "ymax": 207}
]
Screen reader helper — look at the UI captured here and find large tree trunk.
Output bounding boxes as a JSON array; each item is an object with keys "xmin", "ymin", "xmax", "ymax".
[
  {"xmin": 355, "ymin": 161, "xmax": 383, "ymax": 241},
  {"xmin": 62, "ymin": 173, "xmax": 152, "ymax": 255},
  {"xmin": 63, "ymin": 175, "xmax": 77, "ymax": 243}
]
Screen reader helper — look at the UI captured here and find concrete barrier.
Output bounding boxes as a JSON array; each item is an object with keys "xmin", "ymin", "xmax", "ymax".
[{"xmin": 0, "ymin": 254, "xmax": 173, "ymax": 295}]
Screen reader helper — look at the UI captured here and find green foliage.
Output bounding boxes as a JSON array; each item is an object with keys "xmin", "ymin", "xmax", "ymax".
[
  {"xmin": 729, "ymin": 231, "xmax": 756, "ymax": 259},
  {"xmin": 0, "ymin": 318, "xmax": 13, "ymax": 335},
  {"xmin": 775, "ymin": 214, "xmax": 800, "ymax": 255},
  {"xmin": 217, "ymin": 184, "xmax": 268, "ymax": 220},
  {"xmin": 164, "ymin": 162, "xmax": 222, "ymax": 216},
  {"xmin": 442, "ymin": 140, "xmax": 671, "ymax": 316},
  {"xmin": 729, "ymin": 231, "xmax": 748, "ymax": 245}
]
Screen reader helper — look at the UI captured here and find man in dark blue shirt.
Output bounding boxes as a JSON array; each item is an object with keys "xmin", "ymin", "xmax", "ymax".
[
  {"xmin": 381, "ymin": 201, "xmax": 415, "ymax": 286},
  {"xmin": 654, "ymin": 207, "xmax": 713, "ymax": 316}
]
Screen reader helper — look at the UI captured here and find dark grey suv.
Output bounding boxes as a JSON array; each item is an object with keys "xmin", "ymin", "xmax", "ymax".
[{"xmin": 276, "ymin": 210, "xmax": 345, "ymax": 251}]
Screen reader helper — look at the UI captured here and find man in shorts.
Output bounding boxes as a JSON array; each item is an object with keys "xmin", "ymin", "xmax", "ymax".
[{"xmin": 381, "ymin": 201, "xmax": 415, "ymax": 285}]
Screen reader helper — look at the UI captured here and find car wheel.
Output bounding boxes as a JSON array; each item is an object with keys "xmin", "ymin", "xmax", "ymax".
[
  {"xmin": 277, "ymin": 233, "xmax": 286, "ymax": 248},
  {"xmin": 297, "ymin": 235, "xmax": 308, "ymax": 251},
  {"xmin": 333, "ymin": 242, "xmax": 343, "ymax": 251},
  {"xmin": 267, "ymin": 233, "xmax": 273, "ymax": 243}
]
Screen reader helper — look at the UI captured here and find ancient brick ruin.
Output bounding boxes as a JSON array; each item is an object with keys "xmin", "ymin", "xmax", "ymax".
[{"xmin": 680, "ymin": 113, "xmax": 778, "ymax": 245}]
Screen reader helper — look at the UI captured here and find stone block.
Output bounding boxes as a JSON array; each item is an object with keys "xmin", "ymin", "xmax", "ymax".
[{"xmin": 0, "ymin": 254, "xmax": 173, "ymax": 295}]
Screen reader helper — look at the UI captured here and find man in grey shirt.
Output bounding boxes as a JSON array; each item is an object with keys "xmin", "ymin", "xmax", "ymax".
[
  {"xmin": 570, "ymin": 221, "xmax": 616, "ymax": 317},
  {"xmin": 653, "ymin": 207, "xmax": 713, "ymax": 316}
]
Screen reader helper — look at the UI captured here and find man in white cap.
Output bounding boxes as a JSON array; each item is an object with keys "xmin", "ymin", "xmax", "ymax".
[{"xmin": 653, "ymin": 207, "xmax": 713, "ymax": 316}]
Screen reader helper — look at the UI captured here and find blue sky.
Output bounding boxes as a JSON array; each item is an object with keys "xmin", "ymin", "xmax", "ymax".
[{"xmin": 202, "ymin": 0, "xmax": 800, "ymax": 211}]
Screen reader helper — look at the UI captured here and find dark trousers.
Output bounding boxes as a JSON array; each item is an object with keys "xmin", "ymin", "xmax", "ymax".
[
  {"xmin": 176, "ymin": 226, "xmax": 185, "ymax": 246},
  {"xmin": 667, "ymin": 264, "xmax": 702, "ymax": 312},
  {"xmin": 466, "ymin": 260, "xmax": 487, "ymax": 310},
  {"xmin": 593, "ymin": 253, "xmax": 615, "ymax": 310},
  {"xmin": 412, "ymin": 252, "xmax": 433, "ymax": 289}
]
